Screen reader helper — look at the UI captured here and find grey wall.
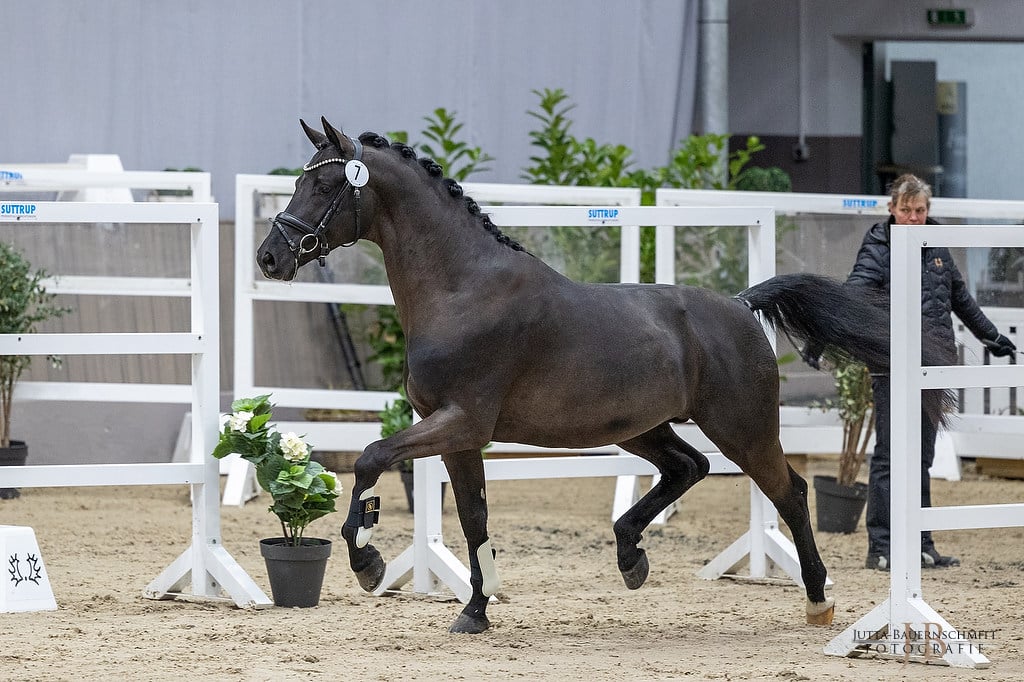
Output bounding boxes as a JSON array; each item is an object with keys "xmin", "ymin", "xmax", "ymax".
[
  {"xmin": 2, "ymin": 1, "xmax": 698, "ymax": 215},
  {"xmin": 730, "ymin": 0, "xmax": 1024, "ymax": 136},
  {"xmin": 728, "ymin": 0, "xmax": 1024, "ymax": 199},
  {"xmin": 9, "ymin": 1, "xmax": 1024, "ymax": 202},
  {"xmin": 885, "ymin": 41, "xmax": 1024, "ymax": 201}
]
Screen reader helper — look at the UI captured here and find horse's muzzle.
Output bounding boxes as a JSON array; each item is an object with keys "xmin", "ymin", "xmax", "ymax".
[{"xmin": 256, "ymin": 234, "xmax": 295, "ymax": 281}]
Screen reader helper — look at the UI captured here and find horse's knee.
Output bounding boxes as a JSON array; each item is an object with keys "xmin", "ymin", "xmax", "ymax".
[{"xmin": 353, "ymin": 440, "xmax": 389, "ymax": 482}]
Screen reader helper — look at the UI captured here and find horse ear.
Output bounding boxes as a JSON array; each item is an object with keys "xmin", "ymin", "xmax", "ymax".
[
  {"xmin": 301, "ymin": 119, "xmax": 330, "ymax": 149},
  {"xmin": 321, "ymin": 116, "xmax": 355, "ymax": 156}
]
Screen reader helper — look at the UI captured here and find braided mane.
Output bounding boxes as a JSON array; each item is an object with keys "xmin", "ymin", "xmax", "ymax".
[{"xmin": 357, "ymin": 132, "xmax": 525, "ymax": 252}]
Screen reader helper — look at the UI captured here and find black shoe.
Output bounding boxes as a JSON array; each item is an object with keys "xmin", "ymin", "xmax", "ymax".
[
  {"xmin": 922, "ymin": 548, "xmax": 960, "ymax": 568},
  {"xmin": 865, "ymin": 554, "xmax": 890, "ymax": 571}
]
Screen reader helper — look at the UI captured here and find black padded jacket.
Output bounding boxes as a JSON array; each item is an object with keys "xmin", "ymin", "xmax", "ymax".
[{"xmin": 845, "ymin": 216, "xmax": 998, "ymax": 360}]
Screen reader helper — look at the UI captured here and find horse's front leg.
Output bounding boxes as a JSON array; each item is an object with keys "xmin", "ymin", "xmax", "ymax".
[
  {"xmin": 442, "ymin": 449, "xmax": 497, "ymax": 634},
  {"xmin": 614, "ymin": 425, "xmax": 710, "ymax": 589},
  {"xmin": 340, "ymin": 406, "xmax": 489, "ymax": 593}
]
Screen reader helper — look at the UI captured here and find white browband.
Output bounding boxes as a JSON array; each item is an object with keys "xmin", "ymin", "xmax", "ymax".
[{"xmin": 302, "ymin": 157, "xmax": 347, "ymax": 172}]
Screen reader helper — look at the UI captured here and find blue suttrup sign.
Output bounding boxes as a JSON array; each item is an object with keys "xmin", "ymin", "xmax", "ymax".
[{"xmin": 0, "ymin": 202, "xmax": 38, "ymax": 218}]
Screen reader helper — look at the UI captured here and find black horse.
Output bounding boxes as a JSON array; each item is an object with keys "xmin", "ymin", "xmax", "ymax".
[{"xmin": 257, "ymin": 118, "xmax": 942, "ymax": 635}]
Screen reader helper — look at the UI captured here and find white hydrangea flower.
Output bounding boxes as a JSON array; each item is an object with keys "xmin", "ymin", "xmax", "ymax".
[
  {"xmin": 227, "ymin": 410, "xmax": 254, "ymax": 433},
  {"xmin": 279, "ymin": 432, "xmax": 308, "ymax": 462}
]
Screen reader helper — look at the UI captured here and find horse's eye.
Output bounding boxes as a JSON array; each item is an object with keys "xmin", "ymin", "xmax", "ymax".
[{"xmin": 314, "ymin": 182, "xmax": 332, "ymax": 195}]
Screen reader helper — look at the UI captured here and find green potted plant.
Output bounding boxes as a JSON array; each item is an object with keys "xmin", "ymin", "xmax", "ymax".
[
  {"xmin": 0, "ymin": 243, "xmax": 69, "ymax": 499},
  {"xmin": 812, "ymin": 355, "xmax": 874, "ymax": 533},
  {"xmin": 212, "ymin": 394, "xmax": 341, "ymax": 606}
]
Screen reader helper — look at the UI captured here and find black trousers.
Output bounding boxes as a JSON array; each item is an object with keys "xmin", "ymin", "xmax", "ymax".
[{"xmin": 865, "ymin": 375, "xmax": 938, "ymax": 557}]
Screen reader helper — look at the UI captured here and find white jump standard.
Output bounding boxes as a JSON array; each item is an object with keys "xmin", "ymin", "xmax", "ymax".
[
  {"xmin": 826, "ymin": 222, "xmax": 1024, "ymax": 668},
  {"xmin": 0, "ymin": 201, "xmax": 268, "ymax": 609}
]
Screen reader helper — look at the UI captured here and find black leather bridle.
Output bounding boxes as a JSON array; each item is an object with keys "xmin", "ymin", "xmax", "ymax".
[{"xmin": 272, "ymin": 135, "xmax": 365, "ymax": 267}]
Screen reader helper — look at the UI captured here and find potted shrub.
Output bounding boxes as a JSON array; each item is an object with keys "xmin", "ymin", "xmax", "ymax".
[
  {"xmin": 212, "ymin": 394, "xmax": 341, "ymax": 606},
  {"xmin": 812, "ymin": 355, "xmax": 874, "ymax": 533},
  {"xmin": 0, "ymin": 243, "xmax": 69, "ymax": 499}
]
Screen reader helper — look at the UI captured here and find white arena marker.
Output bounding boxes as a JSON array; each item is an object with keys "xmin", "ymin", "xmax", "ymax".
[{"xmin": 1, "ymin": 525, "xmax": 57, "ymax": 613}]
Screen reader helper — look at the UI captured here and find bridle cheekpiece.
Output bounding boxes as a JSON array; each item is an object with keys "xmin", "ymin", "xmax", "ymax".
[{"xmin": 272, "ymin": 134, "xmax": 367, "ymax": 267}]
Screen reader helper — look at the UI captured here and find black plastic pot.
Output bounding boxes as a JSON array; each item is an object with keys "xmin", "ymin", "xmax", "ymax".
[
  {"xmin": 813, "ymin": 474, "xmax": 868, "ymax": 534},
  {"xmin": 259, "ymin": 537, "xmax": 332, "ymax": 607}
]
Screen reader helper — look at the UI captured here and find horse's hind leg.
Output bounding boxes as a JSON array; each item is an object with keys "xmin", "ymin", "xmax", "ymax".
[
  {"xmin": 707, "ymin": 432, "xmax": 834, "ymax": 625},
  {"xmin": 756, "ymin": 450, "xmax": 833, "ymax": 624},
  {"xmin": 442, "ymin": 449, "xmax": 497, "ymax": 634},
  {"xmin": 614, "ymin": 423, "xmax": 710, "ymax": 590},
  {"xmin": 694, "ymin": 309, "xmax": 832, "ymax": 624}
]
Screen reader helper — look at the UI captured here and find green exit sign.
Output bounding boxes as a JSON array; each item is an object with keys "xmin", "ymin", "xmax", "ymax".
[{"xmin": 927, "ymin": 8, "xmax": 974, "ymax": 27}]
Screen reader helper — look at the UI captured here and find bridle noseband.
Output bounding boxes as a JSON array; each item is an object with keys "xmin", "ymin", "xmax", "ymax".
[{"xmin": 272, "ymin": 135, "xmax": 366, "ymax": 267}]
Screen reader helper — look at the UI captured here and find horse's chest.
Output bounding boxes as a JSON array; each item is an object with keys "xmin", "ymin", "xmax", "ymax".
[{"xmin": 404, "ymin": 337, "xmax": 506, "ymax": 410}]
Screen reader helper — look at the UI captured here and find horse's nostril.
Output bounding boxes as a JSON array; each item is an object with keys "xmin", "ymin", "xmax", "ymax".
[{"xmin": 260, "ymin": 251, "xmax": 275, "ymax": 269}]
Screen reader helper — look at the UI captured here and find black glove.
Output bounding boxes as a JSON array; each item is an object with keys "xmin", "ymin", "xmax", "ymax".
[{"xmin": 982, "ymin": 333, "xmax": 1017, "ymax": 358}]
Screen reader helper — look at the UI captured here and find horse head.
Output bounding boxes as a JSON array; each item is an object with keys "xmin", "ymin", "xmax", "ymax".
[{"xmin": 257, "ymin": 116, "xmax": 370, "ymax": 280}]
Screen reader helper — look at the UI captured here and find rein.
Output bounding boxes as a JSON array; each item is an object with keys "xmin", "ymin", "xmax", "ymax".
[{"xmin": 272, "ymin": 135, "xmax": 366, "ymax": 267}]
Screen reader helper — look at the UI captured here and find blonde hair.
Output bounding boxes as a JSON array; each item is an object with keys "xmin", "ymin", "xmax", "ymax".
[{"xmin": 888, "ymin": 173, "xmax": 932, "ymax": 207}]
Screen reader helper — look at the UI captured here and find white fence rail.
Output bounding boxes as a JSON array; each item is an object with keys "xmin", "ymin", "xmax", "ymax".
[
  {"xmin": 1, "ymin": 154, "xmax": 212, "ymax": 203},
  {"xmin": 0, "ymin": 201, "xmax": 268, "ymax": 608},
  {"xmin": 655, "ymin": 187, "xmax": 1024, "ymax": 221}
]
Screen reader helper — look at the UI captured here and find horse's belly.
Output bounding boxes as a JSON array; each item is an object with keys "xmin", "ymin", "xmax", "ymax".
[{"xmin": 491, "ymin": 381, "xmax": 681, "ymax": 448}]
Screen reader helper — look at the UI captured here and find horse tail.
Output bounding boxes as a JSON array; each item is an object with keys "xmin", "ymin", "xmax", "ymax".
[
  {"xmin": 736, "ymin": 273, "xmax": 955, "ymax": 426},
  {"xmin": 737, "ymin": 273, "xmax": 891, "ymax": 370}
]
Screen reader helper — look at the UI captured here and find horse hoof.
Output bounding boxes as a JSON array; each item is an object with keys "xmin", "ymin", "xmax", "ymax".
[
  {"xmin": 354, "ymin": 554, "xmax": 386, "ymax": 592},
  {"xmin": 620, "ymin": 549, "xmax": 649, "ymax": 590},
  {"xmin": 806, "ymin": 597, "xmax": 835, "ymax": 626},
  {"xmin": 449, "ymin": 613, "xmax": 490, "ymax": 634}
]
